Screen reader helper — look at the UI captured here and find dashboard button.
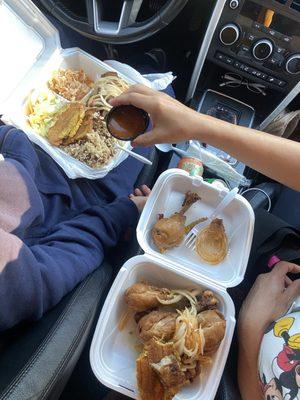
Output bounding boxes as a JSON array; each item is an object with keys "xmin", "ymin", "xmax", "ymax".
[
  {"xmin": 253, "ymin": 39, "xmax": 273, "ymax": 60},
  {"xmin": 245, "ymin": 33, "xmax": 256, "ymax": 42},
  {"xmin": 282, "ymin": 36, "xmax": 291, "ymax": 43},
  {"xmin": 276, "ymin": 46, "xmax": 285, "ymax": 54},
  {"xmin": 260, "ymin": 73, "xmax": 268, "ymax": 80},
  {"xmin": 229, "ymin": 0, "xmax": 239, "ymax": 9},
  {"xmin": 267, "ymin": 76, "xmax": 276, "ymax": 83},
  {"xmin": 268, "ymin": 29, "xmax": 276, "ymax": 37},
  {"xmin": 252, "ymin": 22, "xmax": 263, "ymax": 31},
  {"xmin": 233, "ymin": 60, "xmax": 241, "ymax": 68},
  {"xmin": 219, "ymin": 23, "xmax": 240, "ymax": 45},
  {"xmin": 225, "ymin": 56, "xmax": 233, "ymax": 64},
  {"xmin": 286, "ymin": 54, "xmax": 300, "ymax": 75},
  {"xmin": 274, "ymin": 79, "xmax": 287, "ymax": 87},
  {"xmin": 215, "ymin": 52, "xmax": 226, "ymax": 61}
]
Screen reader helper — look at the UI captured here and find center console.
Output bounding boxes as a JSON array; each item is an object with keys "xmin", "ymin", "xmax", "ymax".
[
  {"xmin": 208, "ymin": 0, "xmax": 300, "ymax": 92},
  {"xmin": 187, "ymin": 0, "xmax": 300, "ymax": 130},
  {"xmin": 183, "ymin": 0, "xmax": 300, "ymax": 185}
]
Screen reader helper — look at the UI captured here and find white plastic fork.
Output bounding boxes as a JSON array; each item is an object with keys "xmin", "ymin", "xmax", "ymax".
[{"xmin": 184, "ymin": 187, "xmax": 239, "ymax": 250}]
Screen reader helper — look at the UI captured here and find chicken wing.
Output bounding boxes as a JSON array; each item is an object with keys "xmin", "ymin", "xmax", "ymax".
[
  {"xmin": 125, "ymin": 283, "xmax": 171, "ymax": 312},
  {"xmin": 138, "ymin": 311, "xmax": 177, "ymax": 342},
  {"xmin": 151, "ymin": 191, "xmax": 200, "ymax": 253},
  {"xmin": 196, "ymin": 290, "xmax": 219, "ymax": 312},
  {"xmin": 197, "ymin": 309, "xmax": 226, "ymax": 355}
]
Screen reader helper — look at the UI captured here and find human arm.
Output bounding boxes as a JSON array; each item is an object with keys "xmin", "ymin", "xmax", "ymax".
[
  {"xmin": 0, "ymin": 197, "xmax": 139, "ymax": 330},
  {"xmin": 238, "ymin": 262, "xmax": 300, "ymax": 400},
  {"xmin": 111, "ymin": 85, "xmax": 300, "ymax": 191}
]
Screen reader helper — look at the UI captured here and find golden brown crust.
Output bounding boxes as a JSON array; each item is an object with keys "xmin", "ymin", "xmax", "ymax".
[
  {"xmin": 138, "ymin": 311, "xmax": 177, "ymax": 343},
  {"xmin": 198, "ymin": 309, "xmax": 226, "ymax": 355},
  {"xmin": 151, "ymin": 191, "xmax": 200, "ymax": 253},
  {"xmin": 48, "ymin": 103, "xmax": 85, "ymax": 146},
  {"xmin": 136, "ymin": 351, "xmax": 165, "ymax": 400},
  {"xmin": 125, "ymin": 283, "xmax": 171, "ymax": 312}
]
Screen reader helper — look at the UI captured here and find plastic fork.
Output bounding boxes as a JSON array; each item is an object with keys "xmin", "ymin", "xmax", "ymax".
[{"xmin": 184, "ymin": 187, "xmax": 239, "ymax": 250}]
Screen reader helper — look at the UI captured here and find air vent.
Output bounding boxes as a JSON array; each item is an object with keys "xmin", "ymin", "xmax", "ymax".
[{"xmin": 291, "ymin": 0, "xmax": 300, "ymax": 11}]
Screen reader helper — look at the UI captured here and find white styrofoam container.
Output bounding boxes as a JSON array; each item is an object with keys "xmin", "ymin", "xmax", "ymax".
[
  {"xmin": 90, "ymin": 255, "xmax": 236, "ymax": 400},
  {"xmin": 0, "ymin": 0, "xmax": 136, "ymax": 179},
  {"xmin": 90, "ymin": 169, "xmax": 254, "ymax": 399},
  {"xmin": 137, "ymin": 169, "xmax": 255, "ymax": 288}
]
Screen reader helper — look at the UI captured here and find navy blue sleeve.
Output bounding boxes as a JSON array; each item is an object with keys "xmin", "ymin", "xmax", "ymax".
[{"xmin": 0, "ymin": 197, "xmax": 139, "ymax": 331}]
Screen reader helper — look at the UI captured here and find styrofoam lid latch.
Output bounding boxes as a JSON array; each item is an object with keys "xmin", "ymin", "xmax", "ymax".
[{"xmin": 0, "ymin": 0, "xmax": 60, "ymax": 113}]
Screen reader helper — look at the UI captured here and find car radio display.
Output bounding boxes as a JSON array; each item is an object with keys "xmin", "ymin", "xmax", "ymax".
[{"xmin": 240, "ymin": 0, "xmax": 298, "ymax": 37}]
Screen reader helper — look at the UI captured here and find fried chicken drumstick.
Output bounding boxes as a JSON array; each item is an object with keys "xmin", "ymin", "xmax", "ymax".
[{"xmin": 151, "ymin": 191, "xmax": 200, "ymax": 253}]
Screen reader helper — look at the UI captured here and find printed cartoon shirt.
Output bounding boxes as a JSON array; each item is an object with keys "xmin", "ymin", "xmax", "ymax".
[{"xmin": 259, "ymin": 314, "xmax": 300, "ymax": 400}]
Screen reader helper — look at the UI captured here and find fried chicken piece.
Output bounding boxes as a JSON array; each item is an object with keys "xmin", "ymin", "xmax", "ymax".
[
  {"xmin": 151, "ymin": 355, "xmax": 188, "ymax": 391},
  {"xmin": 125, "ymin": 283, "xmax": 171, "ymax": 312},
  {"xmin": 146, "ymin": 340, "xmax": 187, "ymax": 398},
  {"xmin": 195, "ymin": 218, "xmax": 228, "ymax": 265},
  {"xmin": 138, "ymin": 311, "xmax": 177, "ymax": 342},
  {"xmin": 196, "ymin": 290, "xmax": 219, "ymax": 312},
  {"xmin": 136, "ymin": 352, "xmax": 165, "ymax": 400},
  {"xmin": 184, "ymin": 361, "xmax": 201, "ymax": 382},
  {"xmin": 48, "ymin": 103, "xmax": 85, "ymax": 146},
  {"xmin": 152, "ymin": 191, "xmax": 200, "ymax": 253},
  {"xmin": 63, "ymin": 108, "xmax": 93, "ymax": 145},
  {"xmin": 197, "ymin": 309, "xmax": 226, "ymax": 355},
  {"xmin": 146, "ymin": 338, "xmax": 175, "ymax": 364}
]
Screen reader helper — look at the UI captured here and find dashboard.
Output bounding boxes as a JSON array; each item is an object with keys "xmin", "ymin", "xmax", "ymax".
[{"xmin": 206, "ymin": 0, "xmax": 300, "ymax": 92}]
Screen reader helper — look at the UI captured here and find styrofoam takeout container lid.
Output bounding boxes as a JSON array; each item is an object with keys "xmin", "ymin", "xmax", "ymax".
[
  {"xmin": 90, "ymin": 255, "xmax": 236, "ymax": 400},
  {"xmin": 0, "ymin": 0, "xmax": 138, "ymax": 179},
  {"xmin": 137, "ymin": 169, "xmax": 254, "ymax": 288}
]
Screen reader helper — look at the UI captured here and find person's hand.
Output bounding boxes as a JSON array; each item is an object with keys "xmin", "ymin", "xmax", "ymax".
[
  {"xmin": 110, "ymin": 84, "xmax": 206, "ymax": 147},
  {"xmin": 239, "ymin": 261, "xmax": 300, "ymax": 336},
  {"xmin": 129, "ymin": 184, "xmax": 151, "ymax": 214}
]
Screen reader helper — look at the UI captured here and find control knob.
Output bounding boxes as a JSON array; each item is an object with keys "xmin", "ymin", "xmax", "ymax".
[
  {"xmin": 252, "ymin": 39, "xmax": 273, "ymax": 60},
  {"xmin": 219, "ymin": 23, "xmax": 240, "ymax": 46},
  {"xmin": 286, "ymin": 54, "xmax": 300, "ymax": 75}
]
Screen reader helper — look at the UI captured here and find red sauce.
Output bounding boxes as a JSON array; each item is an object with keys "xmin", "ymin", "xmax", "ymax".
[{"xmin": 106, "ymin": 105, "xmax": 149, "ymax": 140}]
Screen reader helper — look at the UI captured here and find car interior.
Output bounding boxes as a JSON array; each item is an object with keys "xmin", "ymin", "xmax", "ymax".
[{"xmin": 0, "ymin": 0, "xmax": 299, "ymax": 399}]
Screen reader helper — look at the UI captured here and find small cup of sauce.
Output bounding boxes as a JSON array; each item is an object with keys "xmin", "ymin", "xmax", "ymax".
[{"xmin": 106, "ymin": 105, "xmax": 149, "ymax": 141}]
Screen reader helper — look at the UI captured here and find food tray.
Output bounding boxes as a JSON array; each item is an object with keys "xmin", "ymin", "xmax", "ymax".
[
  {"xmin": 137, "ymin": 169, "xmax": 254, "ymax": 288},
  {"xmin": 90, "ymin": 255, "xmax": 235, "ymax": 400},
  {"xmin": 0, "ymin": 0, "xmax": 136, "ymax": 179}
]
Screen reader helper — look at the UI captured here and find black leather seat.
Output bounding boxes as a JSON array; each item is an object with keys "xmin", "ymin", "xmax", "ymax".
[{"xmin": 0, "ymin": 147, "xmax": 159, "ymax": 400}]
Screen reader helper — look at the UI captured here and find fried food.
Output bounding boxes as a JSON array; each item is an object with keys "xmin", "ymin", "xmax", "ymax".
[
  {"xmin": 195, "ymin": 218, "xmax": 228, "ymax": 264},
  {"xmin": 63, "ymin": 108, "xmax": 94, "ymax": 145},
  {"xmin": 152, "ymin": 191, "xmax": 201, "ymax": 253},
  {"xmin": 62, "ymin": 109, "xmax": 118, "ymax": 167},
  {"xmin": 48, "ymin": 69, "xmax": 94, "ymax": 101},
  {"xmin": 48, "ymin": 102, "xmax": 85, "ymax": 146},
  {"xmin": 197, "ymin": 309, "xmax": 226, "ymax": 355},
  {"xmin": 138, "ymin": 311, "xmax": 177, "ymax": 343},
  {"xmin": 125, "ymin": 283, "xmax": 171, "ymax": 312},
  {"xmin": 124, "ymin": 283, "xmax": 226, "ymax": 400},
  {"xmin": 136, "ymin": 352, "xmax": 166, "ymax": 400},
  {"xmin": 196, "ymin": 289, "xmax": 219, "ymax": 312}
]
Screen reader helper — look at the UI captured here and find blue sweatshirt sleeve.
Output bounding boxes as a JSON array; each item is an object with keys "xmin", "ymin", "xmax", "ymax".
[{"xmin": 0, "ymin": 197, "xmax": 139, "ymax": 331}]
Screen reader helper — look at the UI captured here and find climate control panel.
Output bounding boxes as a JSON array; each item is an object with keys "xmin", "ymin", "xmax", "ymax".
[{"xmin": 206, "ymin": 0, "xmax": 300, "ymax": 92}]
